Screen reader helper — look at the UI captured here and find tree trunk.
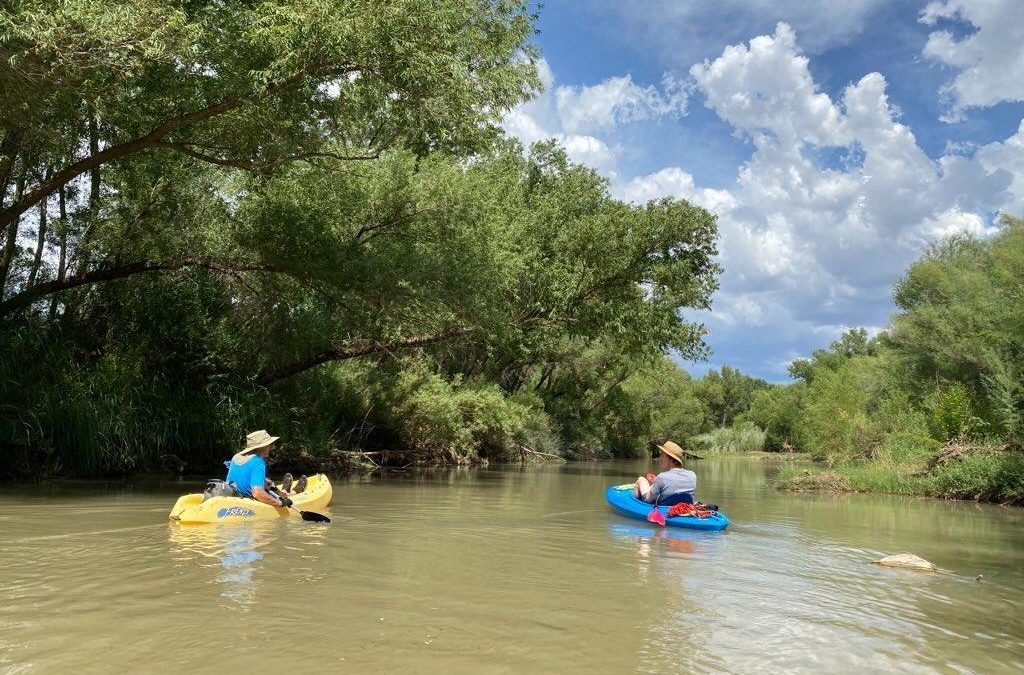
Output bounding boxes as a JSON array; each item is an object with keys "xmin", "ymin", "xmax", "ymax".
[
  {"xmin": 534, "ymin": 363, "xmax": 555, "ymax": 392},
  {"xmin": 62, "ymin": 119, "xmax": 102, "ymax": 320},
  {"xmin": 27, "ymin": 167, "xmax": 53, "ymax": 287},
  {"xmin": 0, "ymin": 172, "xmax": 27, "ymax": 298},
  {"xmin": 47, "ymin": 186, "xmax": 68, "ymax": 321},
  {"xmin": 75, "ymin": 117, "xmax": 102, "ymax": 276}
]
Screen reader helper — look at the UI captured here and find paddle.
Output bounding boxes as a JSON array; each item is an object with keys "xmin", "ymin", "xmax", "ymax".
[{"xmin": 289, "ymin": 505, "xmax": 331, "ymax": 523}]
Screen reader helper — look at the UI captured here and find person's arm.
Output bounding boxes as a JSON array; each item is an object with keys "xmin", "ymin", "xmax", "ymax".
[
  {"xmin": 251, "ymin": 485, "xmax": 284, "ymax": 506},
  {"xmin": 249, "ymin": 459, "xmax": 285, "ymax": 506},
  {"xmin": 645, "ymin": 474, "xmax": 665, "ymax": 504},
  {"xmin": 264, "ymin": 483, "xmax": 295, "ymax": 505}
]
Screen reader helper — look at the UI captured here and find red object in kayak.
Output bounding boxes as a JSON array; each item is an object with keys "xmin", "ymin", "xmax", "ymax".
[{"xmin": 646, "ymin": 507, "xmax": 667, "ymax": 526}]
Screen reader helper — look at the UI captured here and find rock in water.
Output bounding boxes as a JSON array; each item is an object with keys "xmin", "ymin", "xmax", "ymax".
[{"xmin": 873, "ymin": 553, "xmax": 938, "ymax": 572}]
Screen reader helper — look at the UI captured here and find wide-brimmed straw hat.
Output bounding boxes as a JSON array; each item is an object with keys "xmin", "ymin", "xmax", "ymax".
[
  {"xmin": 656, "ymin": 440, "xmax": 685, "ymax": 464},
  {"xmin": 242, "ymin": 429, "xmax": 279, "ymax": 453}
]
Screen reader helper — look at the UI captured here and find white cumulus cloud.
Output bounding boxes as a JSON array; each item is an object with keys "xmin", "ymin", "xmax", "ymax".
[
  {"xmin": 559, "ymin": 134, "xmax": 618, "ymax": 174},
  {"xmin": 555, "ymin": 74, "xmax": 690, "ymax": 135},
  {"xmin": 690, "ymin": 23, "xmax": 847, "ymax": 147},
  {"xmin": 502, "ymin": 59, "xmax": 694, "ymax": 178},
  {"xmin": 920, "ymin": 0, "xmax": 1024, "ymax": 119},
  {"xmin": 614, "ymin": 167, "xmax": 736, "ymax": 213},
  {"xmin": 634, "ymin": 24, "xmax": 1018, "ymax": 375},
  {"xmin": 501, "ymin": 58, "xmax": 620, "ymax": 175},
  {"xmin": 912, "ymin": 207, "xmax": 997, "ymax": 244},
  {"xmin": 503, "ymin": 31, "xmax": 1024, "ymax": 377},
  {"xmin": 977, "ymin": 120, "xmax": 1024, "ymax": 214}
]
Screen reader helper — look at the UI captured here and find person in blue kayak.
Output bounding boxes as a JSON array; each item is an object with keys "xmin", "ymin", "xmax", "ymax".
[
  {"xmin": 225, "ymin": 430, "xmax": 293, "ymax": 508},
  {"xmin": 633, "ymin": 440, "xmax": 697, "ymax": 506}
]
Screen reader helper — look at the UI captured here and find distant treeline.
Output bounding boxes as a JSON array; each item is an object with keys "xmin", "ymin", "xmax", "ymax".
[
  {"xmin": 0, "ymin": 1, "xmax": 724, "ymax": 477},
  {"xmin": 708, "ymin": 217, "xmax": 1024, "ymax": 504}
]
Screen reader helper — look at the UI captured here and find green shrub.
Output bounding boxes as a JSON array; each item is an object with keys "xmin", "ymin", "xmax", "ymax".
[
  {"xmin": 797, "ymin": 362, "xmax": 873, "ymax": 463},
  {"xmin": 739, "ymin": 385, "xmax": 803, "ymax": 451},
  {"xmin": 775, "ymin": 467, "xmax": 851, "ymax": 491},
  {"xmin": 842, "ymin": 461, "xmax": 923, "ymax": 494},
  {"xmin": 775, "ymin": 449, "xmax": 1024, "ymax": 504},
  {"xmin": 0, "ymin": 326, "xmax": 248, "ymax": 477},
  {"xmin": 927, "ymin": 382, "xmax": 979, "ymax": 441},
  {"xmin": 930, "ymin": 450, "xmax": 1024, "ymax": 504},
  {"xmin": 353, "ymin": 361, "xmax": 557, "ymax": 463},
  {"xmin": 874, "ymin": 403, "xmax": 940, "ymax": 466}
]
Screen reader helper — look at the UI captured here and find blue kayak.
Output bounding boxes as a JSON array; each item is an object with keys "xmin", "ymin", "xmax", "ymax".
[{"xmin": 605, "ymin": 484, "xmax": 730, "ymax": 531}]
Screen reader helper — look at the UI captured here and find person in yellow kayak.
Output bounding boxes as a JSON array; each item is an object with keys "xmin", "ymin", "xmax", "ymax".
[
  {"xmin": 225, "ymin": 430, "xmax": 293, "ymax": 508},
  {"xmin": 633, "ymin": 440, "xmax": 697, "ymax": 506}
]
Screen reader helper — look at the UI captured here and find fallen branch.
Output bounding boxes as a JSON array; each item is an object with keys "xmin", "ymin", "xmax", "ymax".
[
  {"xmin": 928, "ymin": 441, "xmax": 1010, "ymax": 470},
  {"xmin": 518, "ymin": 443, "xmax": 566, "ymax": 463}
]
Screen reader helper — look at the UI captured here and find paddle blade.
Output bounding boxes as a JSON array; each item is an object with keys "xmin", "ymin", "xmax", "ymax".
[
  {"xmin": 647, "ymin": 507, "xmax": 666, "ymax": 526},
  {"xmin": 300, "ymin": 510, "xmax": 331, "ymax": 523}
]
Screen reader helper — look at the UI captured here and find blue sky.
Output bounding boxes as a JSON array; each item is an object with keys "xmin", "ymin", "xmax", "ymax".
[{"xmin": 503, "ymin": 0, "xmax": 1024, "ymax": 381}]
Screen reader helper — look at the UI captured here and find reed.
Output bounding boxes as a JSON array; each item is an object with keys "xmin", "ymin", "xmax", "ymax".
[{"xmin": 690, "ymin": 424, "xmax": 767, "ymax": 454}]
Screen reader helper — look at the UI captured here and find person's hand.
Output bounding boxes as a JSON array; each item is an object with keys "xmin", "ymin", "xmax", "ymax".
[{"xmin": 279, "ymin": 497, "xmax": 293, "ymax": 508}]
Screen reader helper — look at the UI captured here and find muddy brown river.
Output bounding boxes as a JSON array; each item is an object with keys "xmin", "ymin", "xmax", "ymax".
[{"xmin": 1, "ymin": 457, "xmax": 1022, "ymax": 674}]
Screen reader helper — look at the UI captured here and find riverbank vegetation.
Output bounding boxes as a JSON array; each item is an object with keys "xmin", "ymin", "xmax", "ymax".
[
  {"xmin": 712, "ymin": 218, "xmax": 1024, "ymax": 504},
  {"xmin": 0, "ymin": 1, "xmax": 723, "ymax": 477},
  {"xmin": 690, "ymin": 424, "xmax": 767, "ymax": 454},
  {"xmin": 3, "ymin": 3, "xmax": 1021, "ymax": 504}
]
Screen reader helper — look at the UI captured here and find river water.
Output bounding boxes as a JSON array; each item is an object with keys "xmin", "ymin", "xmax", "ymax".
[{"xmin": 1, "ymin": 457, "xmax": 1022, "ymax": 674}]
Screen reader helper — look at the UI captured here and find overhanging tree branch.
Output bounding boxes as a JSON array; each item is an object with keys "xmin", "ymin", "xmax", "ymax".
[
  {"xmin": 0, "ymin": 258, "xmax": 280, "ymax": 316},
  {"xmin": 152, "ymin": 142, "xmax": 381, "ymax": 171},
  {"xmin": 256, "ymin": 326, "xmax": 478, "ymax": 385},
  {"xmin": 0, "ymin": 65, "xmax": 353, "ymax": 232}
]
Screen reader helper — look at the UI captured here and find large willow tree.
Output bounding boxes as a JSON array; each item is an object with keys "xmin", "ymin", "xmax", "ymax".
[
  {"xmin": 0, "ymin": 1, "xmax": 720, "ymax": 476},
  {"xmin": 0, "ymin": 0, "xmax": 539, "ymax": 309}
]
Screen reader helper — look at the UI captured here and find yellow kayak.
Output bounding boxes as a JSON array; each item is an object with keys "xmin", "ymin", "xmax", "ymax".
[{"xmin": 168, "ymin": 474, "xmax": 333, "ymax": 524}]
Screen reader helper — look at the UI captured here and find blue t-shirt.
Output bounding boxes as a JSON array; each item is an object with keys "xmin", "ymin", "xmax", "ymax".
[{"xmin": 225, "ymin": 453, "xmax": 266, "ymax": 496}]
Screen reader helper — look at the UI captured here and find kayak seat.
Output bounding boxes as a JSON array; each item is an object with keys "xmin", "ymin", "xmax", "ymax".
[{"xmin": 659, "ymin": 492, "xmax": 695, "ymax": 506}]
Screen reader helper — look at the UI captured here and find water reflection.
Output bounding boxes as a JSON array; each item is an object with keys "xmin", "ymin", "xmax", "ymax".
[
  {"xmin": 608, "ymin": 522, "xmax": 722, "ymax": 558},
  {"xmin": 168, "ymin": 523, "xmax": 276, "ymax": 609},
  {"xmin": 606, "ymin": 523, "xmax": 723, "ymax": 671},
  {"xmin": 1, "ymin": 459, "xmax": 1022, "ymax": 673}
]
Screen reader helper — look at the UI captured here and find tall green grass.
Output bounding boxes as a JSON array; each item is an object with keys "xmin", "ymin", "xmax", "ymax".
[
  {"xmin": 0, "ymin": 327, "xmax": 249, "ymax": 477},
  {"xmin": 775, "ymin": 448, "xmax": 1024, "ymax": 505},
  {"xmin": 690, "ymin": 424, "xmax": 767, "ymax": 454}
]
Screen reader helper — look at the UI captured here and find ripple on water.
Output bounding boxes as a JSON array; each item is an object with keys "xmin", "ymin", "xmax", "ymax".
[{"xmin": 1, "ymin": 461, "xmax": 1023, "ymax": 674}]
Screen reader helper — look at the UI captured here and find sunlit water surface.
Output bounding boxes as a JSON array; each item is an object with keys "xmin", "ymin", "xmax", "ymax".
[{"xmin": 1, "ymin": 457, "xmax": 1022, "ymax": 674}]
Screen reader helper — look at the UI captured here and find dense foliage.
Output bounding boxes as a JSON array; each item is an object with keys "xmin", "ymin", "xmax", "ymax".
[
  {"xmin": 742, "ymin": 217, "xmax": 1024, "ymax": 503},
  {"xmin": 0, "ymin": 1, "xmax": 722, "ymax": 476},
  {"xmin": 4, "ymin": 2, "xmax": 1018, "ymax": 508}
]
